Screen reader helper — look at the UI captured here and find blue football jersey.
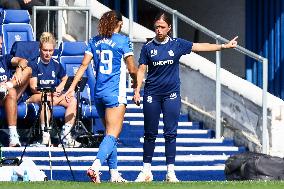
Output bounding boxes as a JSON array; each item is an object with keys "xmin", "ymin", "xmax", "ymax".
[
  {"xmin": 139, "ymin": 37, "xmax": 193, "ymax": 95},
  {"xmin": 0, "ymin": 55, "xmax": 13, "ymax": 82},
  {"xmin": 31, "ymin": 57, "xmax": 66, "ymax": 89},
  {"xmin": 85, "ymin": 33, "xmax": 134, "ymax": 98}
]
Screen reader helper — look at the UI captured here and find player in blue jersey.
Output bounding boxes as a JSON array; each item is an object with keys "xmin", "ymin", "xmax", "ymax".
[
  {"xmin": 133, "ymin": 12, "xmax": 238, "ymax": 182},
  {"xmin": 0, "ymin": 35, "xmax": 31, "ymax": 147},
  {"xmin": 65, "ymin": 10, "xmax": 138, "ymax": 183},
  {"xmin": 27, "ymin": 32, "xmax": 80, "ymax": 147}
]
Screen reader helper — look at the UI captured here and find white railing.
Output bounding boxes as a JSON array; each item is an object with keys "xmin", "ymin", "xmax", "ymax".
[
  {"xmin": 128, "ymin": 0, "xmax": 269, "ymax": 154},
  {"xmin": 32, "ymin": 6, "xmax": 92, "ymax": 46}
]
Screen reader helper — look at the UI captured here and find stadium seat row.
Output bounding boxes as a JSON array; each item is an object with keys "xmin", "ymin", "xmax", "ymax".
[{"xmin": 0, "ymin": 9, "xmax": 98, "ymax": 129}]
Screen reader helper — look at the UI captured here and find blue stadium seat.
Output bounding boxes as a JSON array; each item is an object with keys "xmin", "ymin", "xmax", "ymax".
[
  {"xmin": 57, "ymin": 41, "xmax": 98, "ymax": 118},
  {"xmin": 1, "ymin": 10, "xmax": 34, "ymax": 55},
  {"xmin": 10, "ymin": 41, "xmax": 39, "ymax": 65},
  {"xmin": 8, "ymin": 41, "xmax": 68, "ymax": 119},
  {"xmin": 0, "ymin": 102, "xmax": 29, "ymax": 119}
]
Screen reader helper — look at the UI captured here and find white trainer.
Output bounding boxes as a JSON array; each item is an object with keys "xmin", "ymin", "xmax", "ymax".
[
  {"xmin": 9, "ymin": 133, "xmax": 21, "ymax": 147},
  {"xmin": 165, "ymin": 172, "xmax": 179, "ymax": 182},
  {"xmin": 135, "ymin": 171, "xmax": 153, "ymax": 182},
  {"xmin": 42, "ymin": 132, "xmax": 51, "ymax": 146},
  {"xmin": 110, "ymin": 172, "xmax": 128, "ymax": 183},
  {"xmin": 60, "ymin": 128, "xmax": 81, "ymax": 148},
  {"xmin": 87, "ymin": 168, "xmax": 101, "ymax": 183},
  {"xmin": 59, "ymin": 136, "xmax": 81, "ymax": 148}
]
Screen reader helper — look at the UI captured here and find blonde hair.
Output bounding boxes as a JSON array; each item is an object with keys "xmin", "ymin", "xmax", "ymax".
[{"xmin": 39, "ymin": 32, "xmax": 56, "ymax": 48}]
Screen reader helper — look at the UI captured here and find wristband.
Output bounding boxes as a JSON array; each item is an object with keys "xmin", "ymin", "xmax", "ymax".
[{"xmin": 221, "ymin": 44, "xmax": 226, "ymax": 49}]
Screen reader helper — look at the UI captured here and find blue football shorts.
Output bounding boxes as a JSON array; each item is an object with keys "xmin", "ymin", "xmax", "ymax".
[{"xmin": 94, "ymin": 95, "xmax": 127, "ymax": 118}]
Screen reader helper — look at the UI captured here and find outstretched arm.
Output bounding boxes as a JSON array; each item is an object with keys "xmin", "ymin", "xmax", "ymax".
[{"xmin": 192, "ymin": 36, "xmax": 238, "ymax": 52}]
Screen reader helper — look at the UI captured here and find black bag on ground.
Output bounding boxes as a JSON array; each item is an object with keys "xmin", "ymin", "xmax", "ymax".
[
  {"xmin": 225, "ymin": 151, "xmax": 284, "ymax": 180},
  {"xmin": 0, "ymin": 157, "xmax": 21, "ymax": 166}
]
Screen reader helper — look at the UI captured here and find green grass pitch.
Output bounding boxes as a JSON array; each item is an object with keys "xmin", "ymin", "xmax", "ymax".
[{"xmin": 1, "ymin": 181, "xmax": 284, "ymax": 189}]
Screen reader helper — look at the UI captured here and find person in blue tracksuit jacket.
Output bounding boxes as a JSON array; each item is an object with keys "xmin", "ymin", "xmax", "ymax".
[
  {"xmin": 27, "ymin": 32, "xmax": 79, "ymax": 148},
  {"xmin": 133, "ymin": 12, "xmax": 238, "ymax": 182}
]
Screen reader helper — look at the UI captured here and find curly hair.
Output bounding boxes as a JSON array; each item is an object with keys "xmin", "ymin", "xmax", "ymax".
[
  {"xmin": 98, "ymin": 10, "xmax": 122, "ymax": 38},
  {"xmin": 39, "ymin": 32, "xmax": 56, "ymax": 48}
]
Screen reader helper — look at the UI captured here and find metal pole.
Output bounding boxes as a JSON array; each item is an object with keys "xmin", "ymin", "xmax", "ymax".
[
  {"xmin": 127, "ymin": 0, "xmax": 134, "ymax": 88},
  {"xmin": 85, "ymin": 10, "xmax": 88, "ymax": 40},
  {"xmin": 215, "ymin": 38, "xmax": 221, "ymax": 139},
  {"xmin": 32, "ymin": 7, "xmax": 37, "ymax": 40},
  {"xmin": 57, "ymin": 1, "xmax": 65, "ymax": 46},
  {"xmin": 57, "ymin": 10, "xmax": 63, "ymax": 46},
  {"xmin": 262, "ymin": 58, "xmax": 268, "ymax": 154},
  {"xmin": 46, "ymin": 0, "xmax": 50, "ymax": 32},
  {"xmin": 33, "ymin": 6, "xmax": 92, "ymax": 11},
  {"xmin": 88, "ymin": 9, "xmax": 92, "ymax": 39},
  {"xmin": 172, "ymin": 10, "xmax": 178, "ymax": 38},
  {"xmin": 129, "ymin": 0, "xmax": 134, "ymax": 41}
]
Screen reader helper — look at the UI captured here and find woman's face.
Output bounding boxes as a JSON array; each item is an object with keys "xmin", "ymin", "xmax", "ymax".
[
  {"xmin": 154, "ymin": 19, "xmax": 171, "ymax": 42},
  {"xmin": 40, "ymin": 42, "xmax": 54, "ymax": 62}
]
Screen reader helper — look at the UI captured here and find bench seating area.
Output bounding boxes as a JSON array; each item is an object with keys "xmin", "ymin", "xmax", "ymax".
[{"xmin": 0, "ymin": 10, "xmax": 99, "ymax": 145}]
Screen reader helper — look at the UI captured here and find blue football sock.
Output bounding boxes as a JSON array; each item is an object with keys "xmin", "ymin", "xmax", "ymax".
[
  {"xmin": 107, "ymin": 142, "xmax": 118, "ymax": 169},
  {"xmin": 96, "ymin": 135, "xmax": 116, "ymax": 165}
]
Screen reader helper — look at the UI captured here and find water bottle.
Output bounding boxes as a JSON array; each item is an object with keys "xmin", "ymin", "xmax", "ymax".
[
  {"xmin": 11, "ymin": 169, "xmax": 18, "ymax": 182},
  {"xmin": 0, "ymin": 144, "xmax": 4, "ymax": 162},
  {"xmin": 23, "ymin": 170, "xmax": 29, "ymax": 182}
]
